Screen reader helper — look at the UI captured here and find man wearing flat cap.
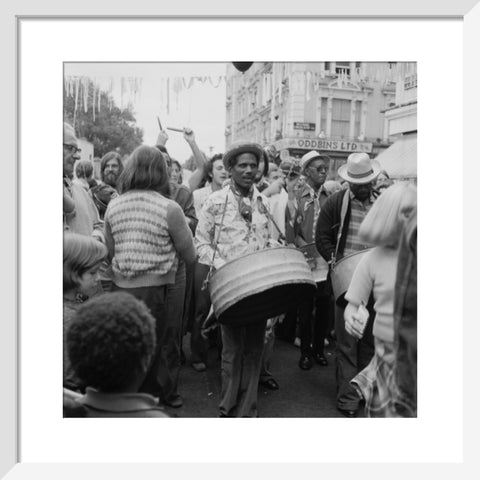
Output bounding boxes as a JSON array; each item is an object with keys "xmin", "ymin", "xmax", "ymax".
[
  {"xmin": 315, "ymin": 152, "xmax": 380, "ymax": 417},
  {"xmin": 195, "ymin": 140, "xmax": 276, "ymax": 417},
  {"xmin": 285, "ymin": 150, "xmax": 332, "ymax": 372}
]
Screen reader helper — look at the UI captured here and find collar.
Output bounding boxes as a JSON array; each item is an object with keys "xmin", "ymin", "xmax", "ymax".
[
  {"xmin": 301, "ymin": 182, "xmax": 326, "ymax": 199},
  {"xmin": 79, "ymin": 387, "xmax": 160, "ymax": 412},
  {"xmin": 229, "ymin": 183, "xmax": 261, "ymax": 201}
]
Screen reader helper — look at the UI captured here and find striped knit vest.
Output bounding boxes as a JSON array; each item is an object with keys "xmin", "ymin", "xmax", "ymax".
[{"xmin": 105, "ymin": 190, "xmax": 178, "ymax": 287}]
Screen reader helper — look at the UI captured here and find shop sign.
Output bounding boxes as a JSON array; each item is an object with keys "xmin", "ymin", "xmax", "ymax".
[
  {"xmin": 273, "ymin": 137, "xmax": 373, "ymax": 153},
  {"xmin": 294, "ymin": 122, "xmax": 316, "ymax": 131}
]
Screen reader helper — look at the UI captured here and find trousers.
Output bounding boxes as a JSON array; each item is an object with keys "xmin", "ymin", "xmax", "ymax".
[
  {"xmin": 334, "ymin": 296, "xmax": 375, "ymax": 411},
  {"xmin": 164, "ymin": 261, "xmax": 186, "ymax": 401},
  {"xmin": 219, "ymin": 319, "xmax": 267, "ymax": 417},
  {"xmin": 190, "ymin": 262, "xmax": 210, "ymax": 363},
  {"xmin": 298, "ymin": 280, "xmax": 331, "ymax": 357}
]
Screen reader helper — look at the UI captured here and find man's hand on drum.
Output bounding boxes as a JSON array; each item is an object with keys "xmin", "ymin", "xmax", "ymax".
[{"xmin": 344, "ymin": 302, "xmax": 364, "ymax": 339}]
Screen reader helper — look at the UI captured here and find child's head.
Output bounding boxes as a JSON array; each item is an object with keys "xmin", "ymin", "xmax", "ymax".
[
  {"xmin": 66, "ymin": 292, "xmax": 156, "ymax": 393},
  {"xmin": 63, "ymin": 233, "xmax": 107, "ymax": 296},
  {"xmin": 359, "ymin": 182, "xmax": 417, "ymax": 248}
]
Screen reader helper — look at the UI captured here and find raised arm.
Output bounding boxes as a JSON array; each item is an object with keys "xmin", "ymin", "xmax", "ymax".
[{"xmin": 183, "ymin": 128, "xmax": 208, "ymax": 192}]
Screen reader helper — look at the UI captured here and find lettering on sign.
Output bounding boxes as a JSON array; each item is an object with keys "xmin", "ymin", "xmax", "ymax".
[
  {"xmin": 294, "ymin": 122, "xmax": 316, "ymax": 131},
  {"xmin": 273, "ymin": 138, "xmax": 373, "ymax": 153}
]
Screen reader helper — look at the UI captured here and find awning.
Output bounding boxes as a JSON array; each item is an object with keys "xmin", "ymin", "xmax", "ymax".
[{"xmin": 375, "ymin": 133, "xmax": 417, "ymax": 179}]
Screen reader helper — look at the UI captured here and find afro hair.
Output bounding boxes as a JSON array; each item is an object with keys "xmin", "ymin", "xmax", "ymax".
[{"xmin": 67, "ymin": 292, "xmax": 156, "ymax": 393}]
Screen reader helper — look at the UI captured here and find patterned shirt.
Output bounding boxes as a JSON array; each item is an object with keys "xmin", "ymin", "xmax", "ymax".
[
  {"xmin": 343, "ymin": 190, "xmax": 375, "ymax": 256},
  {"xmin": 195, "ymin": 185, "xmax": 273, "ymax": 270},
  {"xmin": 193, "ymin": 183, "xmax": 213, "ymax": 217}
]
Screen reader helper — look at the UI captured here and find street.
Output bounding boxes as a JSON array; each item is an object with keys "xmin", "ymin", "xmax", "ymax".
[{"xmin": 165, "ymin": 335, "xmax": 365, "ymax": 418}]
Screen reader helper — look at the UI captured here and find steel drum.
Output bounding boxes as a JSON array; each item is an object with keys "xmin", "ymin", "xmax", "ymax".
[
  {"xmin": 209, "ymin": 247, "xmax": 316, "ymax": 326},
  {"xmin": 330, "ymin": 249, "xmax": 371, "ymax": 301}
]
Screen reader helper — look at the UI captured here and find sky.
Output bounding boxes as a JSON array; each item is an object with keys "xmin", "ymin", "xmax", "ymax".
[{"xmin": 64, "ymin": 62, "xmax": 228, "ymax": 162}]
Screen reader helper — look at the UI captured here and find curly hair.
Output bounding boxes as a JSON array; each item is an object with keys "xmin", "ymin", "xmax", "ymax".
[
  {"xmin": 63, "ymin": 233, "xmax": 108, "ymax": 291},
  {"xmin": 205, "ymin": 153, "xmax": 224, "ymax": 181},
  {"xmin": 67, "ymin": 292, "xmax": 157, "ymax": 393}
]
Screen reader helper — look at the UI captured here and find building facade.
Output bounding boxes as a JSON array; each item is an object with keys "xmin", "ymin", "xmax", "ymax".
[
  {"xmin": 225, "ymin": 62, "xmax": 398, "ymax": 175},
  {"xmin": 377, "ymin": 62, "xmax": 417, "ymax": 180}
]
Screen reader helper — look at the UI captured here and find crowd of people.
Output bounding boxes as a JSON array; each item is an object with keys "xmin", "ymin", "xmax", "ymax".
[{"xmin": 63, "ymin": 121, "xmax": 417, "ymax": 418}]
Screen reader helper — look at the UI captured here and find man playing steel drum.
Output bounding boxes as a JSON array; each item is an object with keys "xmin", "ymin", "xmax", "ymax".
[
  {"xmin": 315, "ymin": 152, "xmax": 380, "ymax": 418},
  {"xmin": 195, "ymin": 140, "xmax": 276, "ymax": 417}
]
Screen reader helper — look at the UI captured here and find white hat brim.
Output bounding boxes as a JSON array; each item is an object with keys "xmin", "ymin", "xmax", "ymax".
[{"xmin": 338, "ymin": 159, "xmax": 381, "ymax": 184}]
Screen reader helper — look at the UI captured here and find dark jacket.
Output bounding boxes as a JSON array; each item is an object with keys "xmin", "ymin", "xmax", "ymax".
[
  {"xmin": 286, "ymin": 183, "xmax": 329, "ymax": 261},
  {"xmin": 315, "ymin": 189, "xmax": 352, "ymax": 263},
  {"xmin": 170, "ymin": 182, "xmax": 198, "ymax": 234}
]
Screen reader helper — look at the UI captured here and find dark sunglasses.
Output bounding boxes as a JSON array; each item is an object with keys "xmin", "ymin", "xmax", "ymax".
[
  {"xmin": 63, "ymin": 144, "xmax": 82, "ymax": 154},
  {"xmin": 309, "ymin": 165, "xmax": 328, "ymax": 173}
]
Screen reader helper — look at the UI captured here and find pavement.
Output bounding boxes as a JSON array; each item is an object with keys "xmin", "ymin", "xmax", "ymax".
[{"xmin": 163, "ymin": 334, "xmax": 365, "ymax": 418}]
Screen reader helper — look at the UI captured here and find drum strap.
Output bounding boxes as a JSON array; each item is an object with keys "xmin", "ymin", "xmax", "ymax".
[
  {"xmin": 333, "ymin": 189, "xmax": 350, "ymax": 264},
  {"xmin": 202, "ymin": 193, "xmax": 229, "ymax": 291},
  {"xmin": 257, "ymin": 197, "xmax": 286, "ymax": 244}
]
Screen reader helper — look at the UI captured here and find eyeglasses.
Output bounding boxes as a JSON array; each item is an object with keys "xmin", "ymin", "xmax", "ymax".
[
  {"xmin": 63, "ymin": 144, "xmax": 82, "ymax": 154},
  {"xmin": 309, "ymin": 165, "xmax": 328, "ymax": 173}
]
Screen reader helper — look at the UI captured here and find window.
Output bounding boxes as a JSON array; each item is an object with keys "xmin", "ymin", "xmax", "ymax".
[
  {"xmin": 331, "ymin": 99, "xmax": 351, "ymax": 138},
  {"xmin": 335, "ymin": 61, "xmax": 350, "ymax": 76},
  {"xmin": 354, "ymin": 100, "xmax": 362, "ymax": 138},
  {"xmin": 320, "ymin": 97, "xmax": 328, "ymax": 134}
]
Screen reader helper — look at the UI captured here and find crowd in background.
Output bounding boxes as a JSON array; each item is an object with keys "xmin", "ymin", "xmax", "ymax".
[{"xmin": 63, "ymin": 121, "xmax": 416, "ymax": 419}]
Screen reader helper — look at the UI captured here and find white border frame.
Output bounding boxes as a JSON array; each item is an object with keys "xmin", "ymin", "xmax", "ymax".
[{"xmin": 2, "ymin": 0, "xmax": 478, "ymax": 477}]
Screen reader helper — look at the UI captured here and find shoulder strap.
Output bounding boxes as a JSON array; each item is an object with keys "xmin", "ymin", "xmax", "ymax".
[{"xmin": 333, "ymin": 189, "xmax": 350, "ymax": 263}]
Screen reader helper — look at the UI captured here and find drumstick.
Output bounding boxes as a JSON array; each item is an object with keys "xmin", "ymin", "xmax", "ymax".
[
  {"xmin": 166, "ymin": 126, "xmax": 184, "ymax": 133},
  {"xmin": 156, "ymin": 116, "xmax": 163, "ymax": 131}
]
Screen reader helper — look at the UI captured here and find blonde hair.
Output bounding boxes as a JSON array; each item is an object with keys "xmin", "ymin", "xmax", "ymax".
[
  {"xmin": 63, "ymin": 233, "xmax": 108, "ymax": 291},
  {"xmin": 359, "ymin": 182, "xmax": 417, "ymax": 248}
]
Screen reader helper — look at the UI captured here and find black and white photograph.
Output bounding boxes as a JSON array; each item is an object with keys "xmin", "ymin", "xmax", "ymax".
[
  {"xmin": 62, "ymin": 61, "xmax": 417, "ymax": 419},
  {"xmin": 5, "ymin": 6, "xmax": 472, "ymax": 475}
]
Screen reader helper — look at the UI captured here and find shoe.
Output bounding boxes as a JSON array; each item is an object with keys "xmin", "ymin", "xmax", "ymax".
[
  {"xmin": 293, "ymin": 337, "xmax": 301, "ymax": 348},
  {"xmin": 313, "ymin": 353, "xmax": 328, "ymax": 366},
  {"xmin": 337, "ymin": 407, "xmax": 358, "ymax": 418},
  {"xmin": 192, "ymin": 362, "xmax": 206, "ymax": 372},
  {"xmin": 298, "ymin": 355, "xmax": 313, "ymax": 370},
  {"xmin": 164, "ymin": 395, "xmax": 183, "ymax": 408},
  {"xmin": 259, "ymin": 378, "xmax": 280, "ymax": 390}
]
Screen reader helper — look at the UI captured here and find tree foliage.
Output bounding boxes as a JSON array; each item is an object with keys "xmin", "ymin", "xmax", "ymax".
[{"xmin": 63, "ymin": 81, "xmax": 144, "ymax": 158}]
